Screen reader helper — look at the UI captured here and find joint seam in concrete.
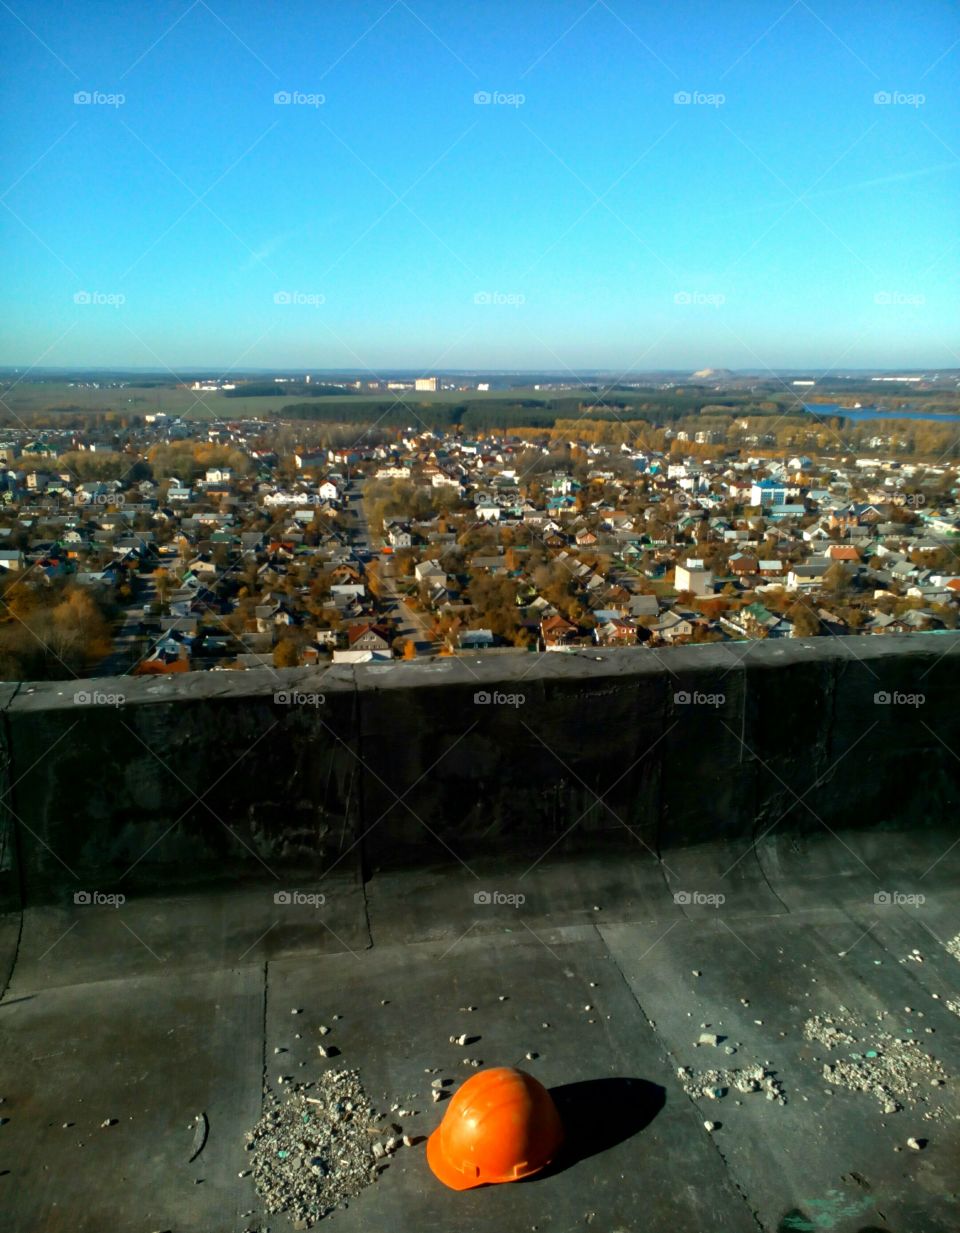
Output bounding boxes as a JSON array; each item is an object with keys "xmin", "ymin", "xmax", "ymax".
[{"xmin": 599, "ymin": 921, "xmax": 767, "ymax": 1233}]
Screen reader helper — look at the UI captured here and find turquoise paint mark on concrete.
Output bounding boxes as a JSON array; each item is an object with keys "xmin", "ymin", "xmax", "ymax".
[{"xmin": 780, "ymin": 1189, "xmax": 875, "ymax": 1230}]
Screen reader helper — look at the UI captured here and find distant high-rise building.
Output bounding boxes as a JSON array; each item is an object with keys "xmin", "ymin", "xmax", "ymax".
[{"xmin": 415, "ymin": 376, "xmax": 439, "ymax": 392}]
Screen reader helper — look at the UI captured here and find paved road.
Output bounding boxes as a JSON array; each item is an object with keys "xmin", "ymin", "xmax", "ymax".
[
  {"xmin": 95, "ymin": 576, "xmax": 157, "ymax": 675},
  {"xmin": 349, "ymin": 478, "xmax": 435, "ymax": 651}
]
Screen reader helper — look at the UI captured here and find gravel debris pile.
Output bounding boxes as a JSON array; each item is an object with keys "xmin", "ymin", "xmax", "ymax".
[
  {"xmin": 803, "ymin": 1011, "xmax": 949, "ymax": 1118},
  {"xmin": 246, "ymin": 1068, "xmax": 392, "ymax": 1226},
  {"xmin": 802, "ymin": 1009, "xmax": 859, "ymax": 1047},
  {"xmin": 679, "ymin": 1063, "xmax": 786, "ymax": 1105}
]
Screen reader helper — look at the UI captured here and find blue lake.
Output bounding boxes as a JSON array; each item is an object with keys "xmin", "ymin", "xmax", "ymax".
[{"xmin": 804, "ymin": 403, "xmax": 960, "ymax": 424}]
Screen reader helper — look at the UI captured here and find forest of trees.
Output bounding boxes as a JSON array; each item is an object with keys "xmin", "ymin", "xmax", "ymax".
[
  {"xmin": 225, "ymin": 382, "xmax": 355, "ymax": 398},
  {"xmin": 0, "ymin": 579, "xmax": 116, "ymax": 680}
]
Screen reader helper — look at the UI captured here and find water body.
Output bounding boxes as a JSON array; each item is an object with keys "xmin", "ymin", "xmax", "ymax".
[{"xmin": 803, "ymin": 402, "xmax": 960, "ymax": 424}]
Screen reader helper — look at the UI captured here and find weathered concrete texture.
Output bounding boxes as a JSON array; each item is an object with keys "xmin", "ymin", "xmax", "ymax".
[
  {"xmin": 3, "ymin": 864, "xmax": 960, "ymax": 1233},
  {"xmin": 0, "ymin": 961, "xmax": 266, "ymax": 1232},
  {"xmin": 260, "ymin": 931, "xmax": 757, "ymax": 1233},
  {"xmin": 0, "ymin": 634, "xmax": 957, "ymax": 906},
  {"xmin": 602, "ymin": 907, "xmax": 960, "ymax": 1233},
  {"xmin": 2, "ymin": 667, "xmax": 361, "ymax": 904}
]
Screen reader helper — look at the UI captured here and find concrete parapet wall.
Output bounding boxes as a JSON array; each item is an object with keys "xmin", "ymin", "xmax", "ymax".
[{"xmin": 0, "ymin": 634, "xmax": 957, "ymax": 906}]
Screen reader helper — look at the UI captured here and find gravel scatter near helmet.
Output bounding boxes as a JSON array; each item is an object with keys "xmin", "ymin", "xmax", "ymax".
[
  {"xmin": 803, "ymin": 1009, "xmax": 949, "ymax": 1119},
  {"xmin": 679, "ymin": 1062, "xmax": 787, "ymax": 1105},
  {"xmin": 245, "ymin": 1068, "xmax": 395, "ymax": 1226}
]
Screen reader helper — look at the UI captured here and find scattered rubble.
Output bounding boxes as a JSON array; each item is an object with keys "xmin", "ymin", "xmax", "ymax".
[
  {"xmin": 803, "ymin": 1010, "xmax": 949, "ymax": 1117},
  {"xmin": 246, "ymin": 1068, "xmax": 391, "ymax": 1226},
  {"xmin": 803, "ymin": 1009, "xmax": 859, "ymax": 1047},
  {"xmin": 679, "ymin": 1063, "xmax": 786, "ymax": 1105}
]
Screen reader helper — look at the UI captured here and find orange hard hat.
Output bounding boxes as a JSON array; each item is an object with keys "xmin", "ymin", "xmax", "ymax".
[{"xmin": 426, "ymin": 1066, "xmax": 564, "ymax": 1191}]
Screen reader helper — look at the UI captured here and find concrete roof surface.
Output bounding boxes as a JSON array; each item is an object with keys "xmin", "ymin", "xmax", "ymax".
[{"xmin": 1, "ymin": 831, "xmax": 959, "ymax": 1232}]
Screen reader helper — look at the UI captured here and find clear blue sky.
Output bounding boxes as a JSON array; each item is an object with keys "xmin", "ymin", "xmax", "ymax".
[{"xmin": 1, "ymin": 0, "xmax": 958, "ymax": 372}]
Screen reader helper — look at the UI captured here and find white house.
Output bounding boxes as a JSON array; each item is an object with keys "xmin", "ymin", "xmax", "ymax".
[
  {"xmin": 675, "ymin": 561, "xmax": 714, "ymax": 594},
  {"xmin": 750, "ymin": 480, "xmax": 789, "ymax": 507},
  {"xmin": 414, "ymin": 559, "xmax": 446, "ymax": 583}
]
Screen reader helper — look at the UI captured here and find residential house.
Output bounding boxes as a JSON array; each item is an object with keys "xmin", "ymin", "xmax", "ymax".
[
  {"xmin": 347, "ymin": 623, "xmax": 392, "ymax": 653},
  {"xmin": 541, "ymin": 614, "xmax": 579, "ymax": 650}
]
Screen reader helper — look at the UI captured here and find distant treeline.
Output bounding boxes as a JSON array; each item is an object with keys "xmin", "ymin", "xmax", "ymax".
[
  {"xmin": 225, "ymin": 383, "xmax": 355, "ymax": 398},
  {"xmin": 277, "ymin": 399, "xmax": 559, "ymax": 431},
  {"xmin": 275, "ymin": 392, "xmax": 792, "ymax": 432}
]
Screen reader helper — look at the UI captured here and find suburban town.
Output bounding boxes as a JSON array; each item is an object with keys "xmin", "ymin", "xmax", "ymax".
[
  {"xmin": 0, "ymin": 403, "xmax": 957, "ymax": 679},
  {"xmin": 5, "ymin": 1, "xmax": 960, "ymax": 1230}
]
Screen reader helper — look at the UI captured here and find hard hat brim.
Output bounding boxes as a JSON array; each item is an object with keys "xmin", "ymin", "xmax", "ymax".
[{"xmin": 426, "ymin": 1125, "xmax": 485, "ymax": 1190}]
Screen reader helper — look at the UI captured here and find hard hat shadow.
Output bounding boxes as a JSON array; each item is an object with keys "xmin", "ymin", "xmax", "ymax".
[{"xmin": 526, "ymin": 1076, "xmax": 666, "ymax": 1180}]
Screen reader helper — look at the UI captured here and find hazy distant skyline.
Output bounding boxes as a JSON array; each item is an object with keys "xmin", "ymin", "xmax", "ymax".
[{"xmin": 2, "ymin": 1, "xmax": 958, "ymax": 372}]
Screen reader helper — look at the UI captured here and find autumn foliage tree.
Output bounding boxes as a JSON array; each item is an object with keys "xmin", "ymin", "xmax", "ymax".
[
  {"xmin": 0, "ymin": 582, "xmax": 114, "ymax": 680},
  {"xmin": 273, "ymin": 638, "xmax": 301, "ymax": 667}
]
